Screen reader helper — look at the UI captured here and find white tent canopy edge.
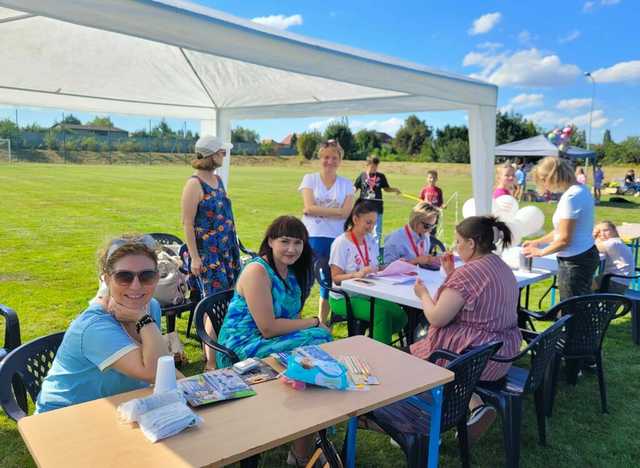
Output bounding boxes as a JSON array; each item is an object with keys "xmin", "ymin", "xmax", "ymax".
[{"xmin": 0, "ymin": 0, "xmax": 498, "ymax": 213}]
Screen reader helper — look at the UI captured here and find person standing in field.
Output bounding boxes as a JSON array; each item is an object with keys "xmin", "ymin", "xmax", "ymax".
[
  {"xmin": 181, "ymin": 135, "xmax": 241, "ymax": 369},
  {"xmin": 299, "ymin": 139, "xmax": 354, "ymax": 325},
  {"xmin": 418, "ymin": 170, "xmax": 444, "ymax": 208},
  {"xmin": 594, "ymin": 165, "xmax": 604, "ymax": 203},
  {"xmin": 353, "ymin": 155, "xmax": 401, "ymax": 246},
  {"xmin": 514, "ymin": 161, "xmax": 526, "ymax": 201}
]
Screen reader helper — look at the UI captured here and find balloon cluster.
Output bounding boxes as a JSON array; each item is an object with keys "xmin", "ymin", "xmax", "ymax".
[
  {"xmin": 462, "ymin": 196, "xmax": 545, "ymax": 247},
  {"xmin": 547, "ymin": 126, "xmax": 573, "ymax": 153}
]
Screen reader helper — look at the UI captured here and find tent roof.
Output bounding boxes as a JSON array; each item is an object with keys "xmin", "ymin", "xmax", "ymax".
[
  {"xmin": 0, "ymin": 0, "xmax": 497, "ymax": 120},
  {"xmin": 494, "ymin": 134, "xmax": 596, "ymax": 160}
]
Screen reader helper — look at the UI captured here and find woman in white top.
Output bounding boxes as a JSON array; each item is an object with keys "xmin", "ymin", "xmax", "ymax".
[
  {"xmin": 298, "ymin": 140, "xmax": 354, "ymax": 324},
  {"xmin": 523, "ymin": 157, "xmax": 599, "ymax": 300},
  {"xmin": 593, "ymin": 221, "xmax": 635, "ymax": 294},
  {"xmin": 384, "ymin": 202, "xmax": 441, "ymax": 267},
  {"xmin": 329, "ymin": 200, "xmax": 407, "ymax": 344}
]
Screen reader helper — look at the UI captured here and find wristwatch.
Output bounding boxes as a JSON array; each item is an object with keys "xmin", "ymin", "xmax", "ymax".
[
  {"xmin": 135, "ymin": 314, "xmax": 154, "ymax": 334},
  {"xmin": 313, "ymin": 317, "xmax": 320, "ymax": 328}
]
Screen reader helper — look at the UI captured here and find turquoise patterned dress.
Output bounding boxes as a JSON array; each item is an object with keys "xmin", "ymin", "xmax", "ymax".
[{"xmin": 216, "ymin": 257, "xmax": 332, "ymax": 368}]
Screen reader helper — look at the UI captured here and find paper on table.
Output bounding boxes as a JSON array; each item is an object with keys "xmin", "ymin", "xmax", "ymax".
[{"xmin": 374, "ymin": 259, "xmax": 418, "ymax": 277}]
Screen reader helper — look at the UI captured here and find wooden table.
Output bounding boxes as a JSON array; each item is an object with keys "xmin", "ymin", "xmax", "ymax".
[{"xmin": 19, "ymin": 336, "xmax": 453, "ymax": 468}]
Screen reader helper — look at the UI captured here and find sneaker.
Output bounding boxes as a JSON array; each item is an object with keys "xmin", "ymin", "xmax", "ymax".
[{"xmin": 467, "ymin": 405, "xmax": 496, "ymax": 445}]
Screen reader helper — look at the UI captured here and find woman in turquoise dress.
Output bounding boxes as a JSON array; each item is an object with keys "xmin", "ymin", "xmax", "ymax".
[{"xmin": 217, "ymin": 216, "xmax": 332, "ymax": 369}]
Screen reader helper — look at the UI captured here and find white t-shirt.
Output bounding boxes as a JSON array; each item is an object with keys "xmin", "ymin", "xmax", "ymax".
[
  {"xmin": 298, "ymin": 173, "xmax": 354, "ymax": 238},
  {"xmin": 552, "ymin": 184, "xmax": 594, "ymax": 258},
  {"xmin": 599, "ymin": 238, "xmax": 635, "ymax": 286},
  {"xmin": 328, "ymin": 232, "xmax": 379, "ymax": 299}
]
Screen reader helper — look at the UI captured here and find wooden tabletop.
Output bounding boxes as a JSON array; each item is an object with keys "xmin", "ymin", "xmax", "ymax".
[
  {"xmin": 19, "ymin": 335, "xmax": 453, "ymax": 468},
  {"xmin": 618, "ymin": 223, "xmax": 640, "ymax": 242}
]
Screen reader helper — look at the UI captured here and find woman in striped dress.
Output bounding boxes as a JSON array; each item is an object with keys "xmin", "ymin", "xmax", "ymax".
[{"xmin": 410, "ymin": 216, "xmax": 522, "ymax": 442}]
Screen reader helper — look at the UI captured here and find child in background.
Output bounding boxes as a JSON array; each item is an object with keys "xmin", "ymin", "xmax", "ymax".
[
  {"xmin": 493, "ymin": 163, "xmax": 515, "ymax": 199},
  {"xmin": 593, "ymin": 221, "xmax": 635, "ymax": 294},
  {"xmin": 514, "ymin": 161, "xmax": 526, "ymax": 201},
  {"xmin": 594, "ymin": 165, "xmax": 604, "ymax": 203},
  {"xmin": 419, "ymin": 170, "xmax": 444, "ymax": 207}
]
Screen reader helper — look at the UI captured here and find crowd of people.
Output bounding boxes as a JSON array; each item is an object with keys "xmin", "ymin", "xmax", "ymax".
[{"xmin": 34, "ymin": 136, "xmax": 636, "ymax": 466}]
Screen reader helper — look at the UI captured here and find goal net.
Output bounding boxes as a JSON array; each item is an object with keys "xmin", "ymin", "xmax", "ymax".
[{"xmin": 0, "ymin": 138, "xmax": 11, "ymax": 163}]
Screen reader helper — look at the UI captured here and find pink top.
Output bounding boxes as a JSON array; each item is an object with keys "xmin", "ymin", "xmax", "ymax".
[
  {"xmin": 410, "ymin": 253, "xmax": 522, "ymax": 381},
  {"xmin": 492, "ymin": 187, "xmax": 511, "ymax": 199}
]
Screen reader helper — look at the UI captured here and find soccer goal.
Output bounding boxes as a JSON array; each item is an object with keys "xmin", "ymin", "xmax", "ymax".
[{"xmin": 0, "ymin": 138, "xmax": 11, "ymax": 163}]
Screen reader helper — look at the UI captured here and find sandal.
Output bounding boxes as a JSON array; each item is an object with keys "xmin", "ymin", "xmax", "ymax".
[{"xmin": 467, "ymin": 404, "xmax": 496, "ymax": 445}]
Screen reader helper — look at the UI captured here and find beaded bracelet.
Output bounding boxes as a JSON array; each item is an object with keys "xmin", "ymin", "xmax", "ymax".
[{"xmin": 135, "ymin": 314, "xmax": 154, "ymax": 334}]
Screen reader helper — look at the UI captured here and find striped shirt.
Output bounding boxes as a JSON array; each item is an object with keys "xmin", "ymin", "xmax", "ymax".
[{"xmin": 410, "ymin": 253, "xmax": 521, "ymax": 381}]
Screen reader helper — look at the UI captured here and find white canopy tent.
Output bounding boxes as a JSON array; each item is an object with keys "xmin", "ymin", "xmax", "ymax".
[{"xmin": 0, "ymin": 0, "xmax": 498, "ymax": 213}]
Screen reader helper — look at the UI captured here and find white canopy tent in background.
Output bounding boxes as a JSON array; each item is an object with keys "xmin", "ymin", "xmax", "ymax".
[{"xmin": 0, "ymin": 0, "xmax": 498, "ymax": 213}]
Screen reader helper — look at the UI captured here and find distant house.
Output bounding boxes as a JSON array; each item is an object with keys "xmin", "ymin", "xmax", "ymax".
[
  {"xmin": 280, "ymin": 133, "xmax": 296, "ymax": 147},
  {"xmin": 51, "ymin": 123, "xmax": 129, "ymax": 138}
]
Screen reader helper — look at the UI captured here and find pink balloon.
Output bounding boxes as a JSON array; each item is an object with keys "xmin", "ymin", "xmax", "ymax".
[{"xmin": 563, "ymin": 126, "xmax": 572, "ymax": 134}]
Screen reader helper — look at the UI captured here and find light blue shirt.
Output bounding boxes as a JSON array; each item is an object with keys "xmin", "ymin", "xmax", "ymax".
[
  {"xmin": 515, "ymin": 169, "xmax": 526, "ymax": 185},
  {"xmin": 383, "ymin": 226, "xmax": 431, "ymax": 264},
  {"xmin": 35, "ymin": 300, "xmax": 162, "ymax": 413}
]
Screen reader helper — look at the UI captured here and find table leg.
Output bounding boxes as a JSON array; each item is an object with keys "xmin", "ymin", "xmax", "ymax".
[
  {"xmin": 345, "ymin": 416, "xmax": 358, "ymax": 468},
  {"xmin": 368, "ymin": 297, "xmax": 375, "ymax": 340},
  {"xmin": 427, "ymin": 385, "xmax": 444, "ymax": 468},
  {"xmin": 525, "ymin": 285, "xmax": 531, "ymax": 309}
]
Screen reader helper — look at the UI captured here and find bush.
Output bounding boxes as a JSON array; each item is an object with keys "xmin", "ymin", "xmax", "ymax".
[
  {"xmin": 258, "ymin": 141, "xmax": 277, "ymax": 156},
  {"xmin": 436, "ymin": 138, "xmax": 470, "ymax": 163},
  {"xmin": 44, "ymin": 133, "xmax": 58, "ymax": 150},
  {"xmin": 81, "ymin": 137, "xmax": 99, "ymax": 151},
  {"xmin": 297, "ymin": 131, "xmax": 322, "ymax": 160},
  {"xmin": 117, "ymin": 140, "xmax": 142, "ymax": 153}
]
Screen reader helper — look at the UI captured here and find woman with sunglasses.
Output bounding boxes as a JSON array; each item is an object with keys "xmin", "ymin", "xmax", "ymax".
[
  {"xmin": 181, "ymin": 135, "xmax": 241, "ymax": 369},
  {"xmin": 36, "ymin": 235, "xmax": 169, "ymax": 413},
  {"xmin": 329, "ymin": 200, "xmax": 407, "ymax": 345},
  {"xmin": 383, "ymin": 202, "xmax": 441, "ymax": 267},
  {"xmin": 298, "ymin": 139, "xmax": 354, "ymax": 326}
]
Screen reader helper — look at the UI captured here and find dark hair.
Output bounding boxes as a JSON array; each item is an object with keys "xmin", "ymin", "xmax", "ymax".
[
  {"xmin": 343, "ymin": 199, "xmax": 378, "ymax": 232},
  {"xmin": 258, "ymin": 216, "xmax": 314, "ymax": 306},
  {"xmin": 426, "ymin": 169, "xmax": 438, "ymax": 179},
  {"xmin": 99, "ymin": 234, "xmax": 158, "ymax": 276},
  {"xmin": 366, "ymin": 155, "xmax": 380, "ymax": 165},
  {"xmin": 456, "ymin": 216, "xmax": 512, "ymax": 254}
]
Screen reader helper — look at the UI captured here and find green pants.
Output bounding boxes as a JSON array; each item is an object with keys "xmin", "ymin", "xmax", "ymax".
[{"xmin": 330, "ymin": 296, "xmax": 407, "ymax": 345}]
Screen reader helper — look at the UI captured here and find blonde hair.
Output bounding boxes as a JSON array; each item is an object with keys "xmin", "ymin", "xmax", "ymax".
[
  {"xmin": 191, "ymin": 154, "xmax": 221, "ymax": 171},
  {"xmin": 409, "ymin": 202, "xmax": 440, "ymax": 230},
  {"xmin": 98, "ymin": 235, "xmax": 159, "ymax": 276},
  {"xmin": 597, "ymin": 220, "xmax": 620, "ymax": 238},
  {"xmin": 317, "ymin": 140, "xmax": 344, "ymax": 160},
  {"xmin": 533, "ymin": 157, "xmax": 576, "ymax": 191}
]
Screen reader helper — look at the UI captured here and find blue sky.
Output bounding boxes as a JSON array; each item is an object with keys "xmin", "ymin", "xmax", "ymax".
[{"xmin": 1, "ymin": 0, "xmax": 638, "ymax": 143}]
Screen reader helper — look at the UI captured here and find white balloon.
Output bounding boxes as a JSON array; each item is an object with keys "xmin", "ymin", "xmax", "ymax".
[
  {"xmin": 492, "ymin": 195, "xmax": 519, "ymax": 222},
  {"xmin": 515, "ymin": 206, "xmax": 545, "ymax": 237},
  {"xmin": 506, "ymin": 221, "xmax": 525, "ymax": 246},
  {"xmin": 462, "ymin": 198, "xmax": 476, "ymax": 219}
]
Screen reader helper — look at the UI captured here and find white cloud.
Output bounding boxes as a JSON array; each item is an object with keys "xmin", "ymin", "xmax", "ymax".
[
  {"xmin": 464, "ymin": 48, "xmax": 581, "ymax": 87},
  {"xmin": 611, "ymin": 118, "xmax": 624, "ymax": 127},
  {"xmin": 351, "ymin": 117, "xmax": 404, "ymax": 136},
  {"xmin": 584, "ymin": 0, "xmax": 621, "ymax": 13},
  {"xmin": 500, "ymin": 93, "xmax": 544, "ymax": 112},
  {"xmin": 591, "ymin": 60, "xmax": 640, "ymax": 83},
  {"xmin": 601, "ymin": 0, "xmax": 621, "ymax": 5},
  {"xmin": 477, "ymin": 41, "xmax": 503, "ymax": 50},
  {"xmin": 251, "ymin": 14, "xmax": 303, "ymax": 30},
  {"xmin": 517, "ymin": 30, "xmax": 537, "ymax": 47},
  {"xmin": 468, "ymin": 12, "xmax": 502, "ymax": 35},
  {"xmin": 559, "ymin": 30, "xmax": 581, "ymax": 44},
  {"xmin": 525, "ymin": 109, "xmax": 608, "ymax": 129},
  {"xmin": 556, "ymin": 98, "xmax": 592, "ymax": 110},
  {"xmin": 583, "ymin": 1, "xmax": 596, "ymax": 12},
  {"xmin": 307, "ymin": 117, "xmax": 338, "ymax": 131}
]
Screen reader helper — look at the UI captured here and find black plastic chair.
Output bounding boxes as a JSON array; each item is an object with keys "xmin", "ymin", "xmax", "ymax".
[
  {"xmin": 313, "ymin": 257, "xmax": 362, "ymax": 337},
  {"xmin": 194, "ymin": 289, "xmax": 239, "ymax": 365},
  {"xmin": 475, "ymin": 315, "xmax": 571, "ymax": 468},
  {"xmin": 238, "ymin": 237, "xmax": 258, "ymax": 259},
  {"xmin": 521, "ymin": 294, "xmax": 632, "ymax": 414},
  {"xmin": 428, "ymin": 235, "xmax": 446, "ymax": 256},
  {"xmin": 597, "ymin": 267, "xmax": 640, "ymax": 345},
  {"xmin": 0, "ymin": 332, "xmax": 65, "ymax": 421},
  {"xmin": 358, "ymin": 341, "xmax": 502, "ymax": 468},
  {"xmin": 148, "ymin": 232, "xmax": 184, "ymax": 255},
  {"xmin": 0, "ymin": 304, "xmax": 21, "ymax": 362}
]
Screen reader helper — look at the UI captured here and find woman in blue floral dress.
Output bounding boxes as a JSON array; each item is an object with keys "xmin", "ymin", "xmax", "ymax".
[
  {"xmin": 217, "ymin": 215, "xmax": 332, "ymax": 369},
  {"xmin": 182, "ymin": 136, "xmax": 241, "ymax": 368}
]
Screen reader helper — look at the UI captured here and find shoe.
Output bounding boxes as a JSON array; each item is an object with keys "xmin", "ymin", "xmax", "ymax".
[{"xmin": 467, "ymin": 404, "xmax": 496, "ymax": 445}]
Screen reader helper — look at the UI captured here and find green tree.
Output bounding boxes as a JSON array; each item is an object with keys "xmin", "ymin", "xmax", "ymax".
[
  {"xmin": 231, "ymin": 126, "xmax": 260, "ymax": 144},
  {"xmin": 60, "ymin": 114, "xmax": 81, "ymax": 125},
  {"xmin": 150, "ymin": 119, "xmax": 174, "ymax": 137},
  {"xmin": 393, "ymin": 115, "xmax": 431, "ymax": 155},
  {"xmin": 87, "ymin": 116, "xmax": 114, "ymax": 128},
  {"xmin": 289, "ymin": 133, "xmax": 298, "ymax": 149},
  {"xmin": 81, "ymin": 137, "xmax": 99, "ymax": 151},
  {"xmin": 602, "ymin": 129, "xmax": 613, "ymax": 146},
  {"xmin": 435, "ymin": 125, "xmax": 468, "ymax": 146},
  {"xmin": 324, "ymin": 121, "xmax": 355, "ymax": 159},
  {"xmin": 354, "ymin": 129, "xmax": 382, "ymax": 160},
  {"xmin": 296, "ymin": 131, "xmax": 322, "ymax": 160},
  {"xmin": 258, "ymin": 140, "xmax": 277, "ymax": 156},
  {"xmin": 22, "ymin": 122, "xmax": 47, "ymax": 132},
  {"xmin": 418, "ymin": 138, "xmax": 437, "ymax": 162},
  {"xmin": 495, "ymin": 111, "xmax": 538, "ymax": 145},
  {"xmin": 437, "ymin": 138, "xmax": 470, "ymax": 163},
  {"xmin": 0, "ymin": 119, "xmax": 19, "ymax": 139}
]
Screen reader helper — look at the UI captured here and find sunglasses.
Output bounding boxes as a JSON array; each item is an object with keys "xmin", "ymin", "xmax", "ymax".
[
  {"xmin": 421, "ymin": 222, "xmax": 436, "ymax": 230},
  {"xmin": 320, "ymin": 139, "xmax": 341, "ymax": 148},
  {"xmin": 106, "ymin": 235, "xmax": 158, "ymax": 262},
  {"xmin": 110, "ymin": 269, "xmax": 159, "ymax": 286}
]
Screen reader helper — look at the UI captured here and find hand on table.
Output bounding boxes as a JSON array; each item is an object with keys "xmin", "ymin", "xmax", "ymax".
[
  {"xmin": 414, "ymin": 279, "xmax": 430, "ymax": 299},
  {"xmin": 522, "ymin": 244, "xmax": 543, "ymax": 258},
  {"xmin": 441, "ymin": 251, "xmax": 455, "ymax": 276}
]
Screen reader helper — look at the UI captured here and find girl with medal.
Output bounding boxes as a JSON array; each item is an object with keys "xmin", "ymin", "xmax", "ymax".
[
  {"xmin": 328, "ymin": 200, "xmax": 407, "ymax": 345},
  {"xmin": 384, "ymin": 202, "xmax": 442, "ymax": 267}
]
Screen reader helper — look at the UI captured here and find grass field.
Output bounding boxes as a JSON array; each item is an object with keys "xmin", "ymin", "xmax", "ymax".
[{"xmin": 0, "ymin": 161, "xmax": 639, "ymax": 467}]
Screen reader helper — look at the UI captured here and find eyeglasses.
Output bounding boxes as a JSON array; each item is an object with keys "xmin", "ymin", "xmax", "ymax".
[
  {"xmin": 106, "ymin": 235, "xmax": 158, "ymax": 262},
  {"xmin": 320, "ymin": 139, "xmax": 341, "ymax": 148},
  {"xmin": 111, "ymin": 269, "xmax": 159, "ymax": 286},
  {"xmin": 421, "ymin": 222, "xmax": 436, "ymax": 231}
]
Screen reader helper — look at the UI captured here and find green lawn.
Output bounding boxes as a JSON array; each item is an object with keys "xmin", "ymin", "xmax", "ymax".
[{"xmin": 0, "ymin": 161, "xmax": 638, "ymax": 467}]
